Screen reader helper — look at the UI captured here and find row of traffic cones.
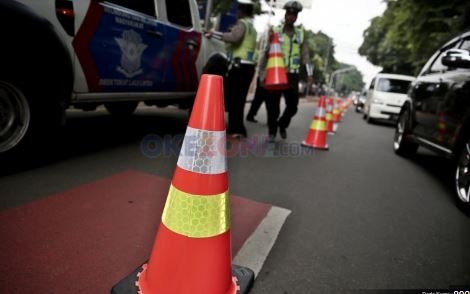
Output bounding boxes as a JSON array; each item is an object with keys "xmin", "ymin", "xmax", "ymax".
[
  {"xmin": 261, "ymin": 31, "xmax": 352, "ymax": 151},
  {"xmin": 301, "ymin": 96, "xmax": 349, "ymax": 150}
]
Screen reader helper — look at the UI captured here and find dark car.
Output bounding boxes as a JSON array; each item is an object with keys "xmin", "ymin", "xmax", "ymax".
[
  {"xmin": 393, "ymin": 31, "xmax": 470, "ymax": 208},
  {"xmin": 355, "ymin": 89, "xmax": 367, "ymax": 113}
]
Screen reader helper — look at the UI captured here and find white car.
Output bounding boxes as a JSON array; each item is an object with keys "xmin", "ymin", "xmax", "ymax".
[{"xmin": 363, "ymin": 73, "xmax": 415, "ymax": 123}]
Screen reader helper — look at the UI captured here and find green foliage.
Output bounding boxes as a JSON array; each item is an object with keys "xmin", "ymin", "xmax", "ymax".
[
  {"xmin": 359, "ymin": 0, "xmax": 470, "ymax": 75},
  {"xmin": 305, "ymin": 30, "xmax": 336, "ymax": 84},
  {"xmin": 332, "ymin": 64, "xmax": 365, "ymax": 95}
]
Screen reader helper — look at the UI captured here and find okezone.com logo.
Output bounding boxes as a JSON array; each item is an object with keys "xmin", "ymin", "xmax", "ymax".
[{"xmin": 140, "ymin": 134, "xmax": 314, "ymax": 158}]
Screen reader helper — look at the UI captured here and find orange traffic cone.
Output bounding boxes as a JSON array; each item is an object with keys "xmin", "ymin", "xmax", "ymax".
[
  {"xmin": 301, "ymin": 96, "xmax": 329, "ymax": 150},
  {"xmin": 263, "ymin": 32, "xmax": 288, "ymax": 91},
  {"xmin": 326, "ymin": 97, "xmax": 335, "ymax": 134},
  {"xmin": 332, "ymin": 98, "xmax": 342, "ymax": 123},
  {"xmin": 327, "ymin": 97, "xmax": 337, "ymax": 133},
  {"xmin": 112, "ymin": 74, "xmax": 254, "ymax": 294}
]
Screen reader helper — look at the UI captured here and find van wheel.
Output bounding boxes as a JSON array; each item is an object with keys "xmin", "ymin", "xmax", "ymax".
[
  {"xmin": 0, "ymin": 81, "xmax": 31, "ymax": 153},
  {"xmin": 105, "ymin": 101, "xmax": 138, "ymax": 117},
  {"xmin": 393, "ymin": 108, "xmax": 418, "ymax": 156}
]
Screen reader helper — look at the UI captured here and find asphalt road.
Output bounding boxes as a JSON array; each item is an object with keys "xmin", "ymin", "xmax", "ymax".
[{"xmin": 1, "ymin": 101, "xmax": 469, "ymax": 293}]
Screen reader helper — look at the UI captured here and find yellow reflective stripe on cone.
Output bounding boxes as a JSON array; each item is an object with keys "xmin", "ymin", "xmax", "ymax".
[
  {"xmin": 266, "ymin": 57, "xmax": 284, "ymax": 69},
  {"xmin": 311, "ymin": 120, "xmax": 326, "ymax": 131},
  {"xmin": 162, "ymin": 185, "xmax": 230, "ymax": 238}
]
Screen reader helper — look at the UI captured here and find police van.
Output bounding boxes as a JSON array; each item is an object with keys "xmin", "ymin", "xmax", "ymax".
[{"xmin": 0, "ymin": 0, "xmax": 228, "ymax": 156}]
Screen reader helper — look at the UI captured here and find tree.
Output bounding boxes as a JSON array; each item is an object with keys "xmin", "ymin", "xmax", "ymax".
[
  {"xmin": 303, "ymin": 30, "xmax": 336, "ymax": 85},
  {"xmin": 331, "ymin": 64, "xmax": 365, "ymax": 96},
  {"xmin": 359, "ymin": 0, "xmax": 470, "ymax": 75}
]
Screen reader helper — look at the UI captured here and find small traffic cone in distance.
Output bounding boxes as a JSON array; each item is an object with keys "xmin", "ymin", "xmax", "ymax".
[
  {"xmin": 326, "ymin": 97, "xmax": 335, "ymax": 135},
  {"xmin": 302, "ymin": 96, "xmax": 329, "ymax": 150},
  {"xmin": 336, "ymin": 98, "xmax": 345, "ymax": 118},
  {"xmin": 330, "ymin": 97, "xmax": 340, "ymax": 133},
  {"xmin": 333, "ymin": 98, "xmax": 342, "ymax": 123},
  {"xmin": 263, "ymin": 32, "xmax": 289, "ymax": 91},
  {"xmin": 111, "ymin": 74, "xmax": 254, "ymax": 294}
]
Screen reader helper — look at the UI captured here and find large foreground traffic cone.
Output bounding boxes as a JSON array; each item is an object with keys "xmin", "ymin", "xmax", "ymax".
[
  {"xmin": 111, "ymin": 74, "xmax": 254, "ymax": 294},
  {"xmin": 301, "ymin": 96, "xmax": 329, "ymax": 150},
  {"xmin": 263, "ymin": 32, "xmax": 288, "ymax": 91}
]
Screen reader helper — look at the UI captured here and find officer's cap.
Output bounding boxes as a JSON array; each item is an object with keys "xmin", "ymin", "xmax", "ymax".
[{"xmin": 283, "ymin": 1, "xmax": 303, "ymax": 13}]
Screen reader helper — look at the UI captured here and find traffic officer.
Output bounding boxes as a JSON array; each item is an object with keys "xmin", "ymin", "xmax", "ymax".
[
  {"xmin": 265, "ymin": 0, "xmax": 313, "ymax": 141},
  {"xmin": 210, "ymin": 0, "xmax": 257, "ymax": 138},
  {"xmin": 246, "ymin": 36, "xmax": 270, "ymax": 124}
]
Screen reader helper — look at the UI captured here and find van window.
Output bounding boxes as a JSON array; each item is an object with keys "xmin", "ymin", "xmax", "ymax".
[
  {"xmin": 369, "ymin": 78, "xmax": 375, "ymax": 90},
  {"xmin": 106, "ymin": 0, "xmax": 156, "ymax": 17},
  {"xmin": 166, "ymin": 0, "xmax": 193, "ymax": 28},
  {"xmin": 376, "ymin": 78, "xmax": 411, "ymax": 94}
]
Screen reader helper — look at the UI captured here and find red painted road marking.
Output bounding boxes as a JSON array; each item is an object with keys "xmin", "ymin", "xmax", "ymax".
[{"xmin": 0, "ymin": 170, "xmax": 289, "ymax": 294}]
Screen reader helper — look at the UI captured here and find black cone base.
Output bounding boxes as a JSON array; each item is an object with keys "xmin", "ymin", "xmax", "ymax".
[
  {"xmin": 111, "ymin": 263, "xmax": 254, "ymax": 294},
  {"xmin": 111, "ymin": 264, "xmax": 141, "ymax": 294},
  {"xmin": 233, "ymin": 264, "xmax": 255, "ymax": 293}
]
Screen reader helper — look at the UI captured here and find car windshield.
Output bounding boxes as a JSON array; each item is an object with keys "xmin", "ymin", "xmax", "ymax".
[{"xmin": 376, "ymin": 78, "xmax": 411, "ymax": 94}]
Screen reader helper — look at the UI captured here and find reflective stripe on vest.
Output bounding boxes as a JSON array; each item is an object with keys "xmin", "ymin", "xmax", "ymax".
[
  {"xmin": 230, "ymin": 18, "xmax": 257, "ymax": 63},
  {"xmin": 275, "ymin": 25, "xmax": 304, "ymax": 72}
]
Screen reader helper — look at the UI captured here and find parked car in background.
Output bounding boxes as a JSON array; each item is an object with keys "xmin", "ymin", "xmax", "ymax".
[
  {"xmin": 351, "ymin": 92, "xmax": 359, "ymax": 106},
  {"xmin": 363, "ymin": 73, "xmax": 415, "ymax": 123},
  {"xmin": 393, "ymin": 30, "xmax": 470, "ymax": 208},
  {"xmin": 355, "ymin": 89, "xmax": 367, "ymax": 113}
]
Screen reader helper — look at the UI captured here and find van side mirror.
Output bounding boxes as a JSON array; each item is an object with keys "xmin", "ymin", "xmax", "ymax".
[{"xmin": 442, "ymin": 49, "xmax": 470, "ymax": 69}]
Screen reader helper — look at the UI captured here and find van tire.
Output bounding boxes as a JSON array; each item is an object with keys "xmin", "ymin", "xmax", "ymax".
[{"xmin": 0, "ymin": 80, "xmax": 31, "ymax": 154}]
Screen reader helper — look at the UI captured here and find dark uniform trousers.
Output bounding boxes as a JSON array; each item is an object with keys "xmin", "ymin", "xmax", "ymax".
[
  {"xmin": 265, "ymin": 73, "xmax": 300, "ymax": 136},
  {"xmin": 225, "ymin": 63, "xmax": 255, "ymax": 136},
  {"xmin": 246, "ymin": 77, "xmax": 266, "ymax": 119}
]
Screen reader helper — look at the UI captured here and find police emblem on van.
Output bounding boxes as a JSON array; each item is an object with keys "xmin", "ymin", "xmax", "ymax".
[{"xmin": 115, "ymin": 30, "xmax": 147, "ymax": 78}]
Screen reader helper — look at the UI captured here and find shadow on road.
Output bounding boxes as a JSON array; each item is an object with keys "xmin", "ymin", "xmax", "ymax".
[
  {"xmin": 1, "ymin": 107, "xmax": 189, "ymax": 176},
  {"xmin": 409, "ymin": 151, "xmax": 469, "ymax": 216}
]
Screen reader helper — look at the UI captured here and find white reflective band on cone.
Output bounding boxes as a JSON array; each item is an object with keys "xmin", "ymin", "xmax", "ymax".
[
  {"xmin": 177, "ymin": 127, "xmax": 227, "ymax": 174},
  {"xmin": 316, "ymin": 107, "xmax": 326, "ymax": 118}
]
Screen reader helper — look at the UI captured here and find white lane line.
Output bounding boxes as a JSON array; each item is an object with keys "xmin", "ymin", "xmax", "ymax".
[{"xmin": 233, "ymin": 206, "xmax": 291, "ymax": 277}]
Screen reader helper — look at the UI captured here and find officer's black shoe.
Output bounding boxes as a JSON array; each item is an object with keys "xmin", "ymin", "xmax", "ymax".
[
  {"xmin": 246, "ymin": 116, "xmax": 258, "ymax": 123},
  {"xmin": 280, "ymin": 128, "xmax": 287, "ymax": 139}
]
